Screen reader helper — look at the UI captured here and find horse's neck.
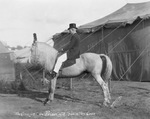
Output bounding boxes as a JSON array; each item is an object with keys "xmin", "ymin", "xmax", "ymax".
[{"xmin": 38, "ymin": 45, "xmax": 58, "ymax": 71}]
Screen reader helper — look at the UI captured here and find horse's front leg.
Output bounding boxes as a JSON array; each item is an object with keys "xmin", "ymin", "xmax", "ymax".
[{"xmin": 44, "ymin": 77, "xmax": 57, "ymax": 105}]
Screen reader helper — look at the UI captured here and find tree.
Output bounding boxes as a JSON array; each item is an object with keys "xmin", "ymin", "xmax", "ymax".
[
  {"xmin": 11, "ymin": 47, "xmax": 16, "ymax": 50},
  {"xmin": 16, "ymin": 45, "xmax": 23, "ymax": 50}
]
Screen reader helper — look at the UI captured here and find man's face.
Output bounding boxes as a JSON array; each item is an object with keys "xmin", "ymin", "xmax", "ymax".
[{"xmin": 69, "ymin": 28, "xmax": 76, "ymax": 34}]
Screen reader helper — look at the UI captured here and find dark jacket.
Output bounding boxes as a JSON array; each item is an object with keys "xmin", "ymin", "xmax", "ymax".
[{"xmin": 63, "ymin": 33, "xmax": 80, "ymax": 60}]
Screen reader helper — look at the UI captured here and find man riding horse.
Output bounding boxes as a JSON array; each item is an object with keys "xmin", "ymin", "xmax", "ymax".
[
  {"xmin": 30, "ymin": 23, "xmax": 113, "ymax": 106},
  {"xmin": 52, "ymin": 23, "xmax": 80, "ymax": 78}
]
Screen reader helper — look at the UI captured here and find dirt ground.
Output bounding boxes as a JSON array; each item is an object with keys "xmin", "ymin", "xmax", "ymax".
[{"xmin": 0, "ymin": 79, "xmax": 150, "ymax": 119}]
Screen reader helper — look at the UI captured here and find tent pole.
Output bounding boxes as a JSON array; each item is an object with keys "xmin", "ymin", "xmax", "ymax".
[
  {"xmin": 69, "ymin": 78, "xmax": 73, "ymax": 90},
  {"xmin": 101, "ymin": 26, "xmax": 107, "ymax": 55}
]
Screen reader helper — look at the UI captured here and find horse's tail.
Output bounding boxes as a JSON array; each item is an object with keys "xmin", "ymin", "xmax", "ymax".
[{"xmin": 99, "ymin": 54, "xmax": 112, "ymax": 92}]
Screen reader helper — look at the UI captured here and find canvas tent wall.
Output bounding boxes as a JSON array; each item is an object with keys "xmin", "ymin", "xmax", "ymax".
[
  {"xmin": 14, "ymin": 47, "xmax": 31, "ymax": 63},
  {"xmin": 53, "ymin": 2, "xmax": 150, "ymax": 81},
  {"xmin": 0, "ymin": 41, "xmax": 15, "ymax": 81}
]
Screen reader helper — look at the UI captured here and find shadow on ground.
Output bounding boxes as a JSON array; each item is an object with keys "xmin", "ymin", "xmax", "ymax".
[{"xmin": 15, "ymin": 89, "xmax": 101, "ymax": 107}]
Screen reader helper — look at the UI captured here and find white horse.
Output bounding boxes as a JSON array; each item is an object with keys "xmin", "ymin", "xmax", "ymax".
[{"xmin": 30, "ymin": 41, "xmax": 112, "ymax": 106}]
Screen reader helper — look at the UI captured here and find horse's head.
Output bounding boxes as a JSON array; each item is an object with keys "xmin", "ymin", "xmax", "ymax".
[{"xmin": 30, "ymin": 37, "xmax": 58, "ymax": 71}]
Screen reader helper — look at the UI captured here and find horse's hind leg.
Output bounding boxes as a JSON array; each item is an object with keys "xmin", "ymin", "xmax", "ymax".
[
  {"xmin": 93, "ymin": 74, "xmax": 111, "ymax": 106},
  {"xmin": 103, "ymin": 63, "xmax": 112, "ymax": 93},
  {"xmin": 103, "ymin": 74, "xmax": 111, "ymax": 100}
]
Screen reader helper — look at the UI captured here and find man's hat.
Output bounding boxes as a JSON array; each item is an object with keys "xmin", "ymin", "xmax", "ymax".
[{"xmin": 68, "ymin": 23, "xmax": 77, "ymax": 30}]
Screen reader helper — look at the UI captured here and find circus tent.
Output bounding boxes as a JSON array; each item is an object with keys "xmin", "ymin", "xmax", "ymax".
[{"xmin": 53, "ymin": 1, "xmax": 150, "ymax": 81}]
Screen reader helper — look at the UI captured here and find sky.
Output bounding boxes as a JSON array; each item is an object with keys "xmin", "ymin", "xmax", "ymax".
[{"xmin": 0, "ymin": 0, "xmax": 150, "ymax": 47}]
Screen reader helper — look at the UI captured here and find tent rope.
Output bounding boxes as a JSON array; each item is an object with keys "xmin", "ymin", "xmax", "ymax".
[
  {"xmin": 108, "ymin": 19, "xmax": 144, "ymax": 53},
  {"xmin": 87, "ymin": 22, "xmax": 124, "ymax": 52},
  {"xmin": 53, "ymin": 34, "xmax": 70, "ymax": 48},
  {"xmin": 109, "ymin": 40, "xmax": 150, "ymax": 92},
  {"xmin": 80, "ymin": 26, "xmax": 103, "ymax": 42},
  {"xmin": 119, "ymin": 41, "xmax": 150, "ymax": 81},
  {"xmin": 46, "ymin": 22, "xmax": 122, "ymax": 52},
  {"xmin": 47, "ymin": 26, "xmax": 104, "ymax": 50},
  {"xmin": 54, "ymin": 26, "xmax": 103, "ymax": 51},
  {"xmin": 111, "ymin": 44, "xmax": 150, "ymax": 91},
  {"xmin": 21, "ymin": 64, "xmax": 36, "ymax": 82},
  {"xmin": 52, "ymin": 22, "xmax": 124, "ymax": 52},
  {"xmin": 107, "ymin": 19, "xmax": 144, "ymax": 81}
]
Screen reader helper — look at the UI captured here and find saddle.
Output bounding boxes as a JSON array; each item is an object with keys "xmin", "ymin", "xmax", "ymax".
[{"xmin": 61, "ymin": 59, "xmax": 76, "ymax": 69}]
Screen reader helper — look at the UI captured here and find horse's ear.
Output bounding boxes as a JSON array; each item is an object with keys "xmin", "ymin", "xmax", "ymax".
[{"xmin": 33, "ymin": 33, "xmax": 37, "ymax": 44}]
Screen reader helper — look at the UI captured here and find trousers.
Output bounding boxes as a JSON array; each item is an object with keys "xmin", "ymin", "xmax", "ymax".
[{"xmin": 53, "ymin": 53, "xmax": 67, "ymax": 73}]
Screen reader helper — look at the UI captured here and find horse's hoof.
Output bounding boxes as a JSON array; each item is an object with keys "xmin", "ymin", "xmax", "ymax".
[
  {"xmin": 43, "ymin": 98, "xmax": 50, "ymax": 106},
  {"xmin": 103, "ymin": 100, "xmax": 110, "ymax": 107},
  {"xmin": 43, "ymin": 101, "xmax": 47, "ymax": 106}
]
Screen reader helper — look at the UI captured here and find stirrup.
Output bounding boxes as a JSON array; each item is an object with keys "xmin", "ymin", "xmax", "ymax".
[{"xmin": 51, "ymin": 71, "xmax": 57, "ymax": 78}]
